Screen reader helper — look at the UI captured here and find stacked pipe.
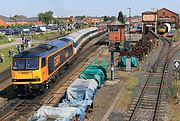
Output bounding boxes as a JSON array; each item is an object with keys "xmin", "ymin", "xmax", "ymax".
[
  {"xmin": 122, "ymin": 40, "xmax": 155, "ymax": 61},
  {"xmin": 132, "ymin": 40, "xmax": 154, "ymax": 61}
]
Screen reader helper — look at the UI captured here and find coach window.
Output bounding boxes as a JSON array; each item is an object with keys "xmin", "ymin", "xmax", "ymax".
[{"xmin": 41, "ymin": 57, "xmax": 46, "ymax": 68}]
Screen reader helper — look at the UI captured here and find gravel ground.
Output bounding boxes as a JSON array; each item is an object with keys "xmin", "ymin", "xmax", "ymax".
[
  {"xmin": 168, "ymin": 41, "xmax": 180, "ymax": 121},
  {"xmin": 91, "ymin": 40, "xmax": 164, "ymax": 121},
  {"xmin": 92, "ymin": 71, "xmax": 131, "ymax": 121}
]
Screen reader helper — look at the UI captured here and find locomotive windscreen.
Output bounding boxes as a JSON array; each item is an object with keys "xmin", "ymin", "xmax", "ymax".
[{"xmin": 13, "ymin": 58, "xmax": 39, "ymax": 70}]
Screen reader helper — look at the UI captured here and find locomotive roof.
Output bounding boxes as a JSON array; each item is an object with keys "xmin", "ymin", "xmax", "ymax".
[{"xmin": 13, "ymin": 38, "xmax": 73, "ymax": 58}]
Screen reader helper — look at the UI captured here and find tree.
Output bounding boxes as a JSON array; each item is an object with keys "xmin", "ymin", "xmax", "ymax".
[
  {"xmin": 118, "ymin": 11, "xmax": 125, "ymax": 23},
  {"xmin": 38, "ymin": 11, "xmax": 54, "ymax": 24},
  {"xmin": 110, "ymin": 16, "xmax": 116, "ymax": 22},
  {"xmin": 104, "ymin": 16, "xmax": 109, "ymax": 21},
  {"xmin": 53, "ymin": 18, "xmax": 64, "ymax": 26}
]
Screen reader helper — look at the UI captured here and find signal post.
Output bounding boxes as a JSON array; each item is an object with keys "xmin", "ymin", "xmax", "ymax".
[{"xmin": 107, "ymin": 21, "xmax": 125, "ymax": 80}]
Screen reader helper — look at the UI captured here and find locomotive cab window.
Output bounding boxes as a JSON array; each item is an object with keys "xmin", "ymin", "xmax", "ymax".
[
  {"xmin": 12, "ymin": 58, "xmax": 39, "ymax": 70},
  {"xmin": 41, "ymin": 57, "xmax": 46, "ymax": 68}
]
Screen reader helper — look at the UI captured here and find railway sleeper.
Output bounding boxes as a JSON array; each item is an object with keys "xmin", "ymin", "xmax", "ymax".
[
  {"xmin": 139, "ymin": 106, "xmax": 155, "ymax": 110},
  {"xmin": 141, "ymin": 100, "xmax": 157, "ymax": 103},
  {"xmin": 140, "ymin": 103, "xmax": 157, "ymax": 107}
]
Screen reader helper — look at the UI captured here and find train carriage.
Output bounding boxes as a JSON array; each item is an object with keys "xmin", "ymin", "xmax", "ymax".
[{"xmin": 65, "ymin": 27, "xmax": 99, "ymax": 53}]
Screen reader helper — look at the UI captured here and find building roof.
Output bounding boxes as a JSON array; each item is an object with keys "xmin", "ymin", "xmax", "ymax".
[
  {"xmin": 158, "ymin": 8, "xmax": 179, "ymax": 16},
  {"xmin": 0, "ymin": 15, "xmax": 40, "ymax": 23},
  {"xmin": 142, "ymin": 11, "xmax": 157, "ymax": 14},
  {"xmin": 12, "ymin": 17, "xmax": 28, "ymax": 22},
  {"xmin": 107, "ymin": 20, "xmax": 125, "ymax": 26},
  {"xmin": 0, "ymin": 15, "xmax": 15, "ymax": 22},
  {"xmin": 26, "ymin": 17, "xmax": 39, "ymax": 22},
  {"xmin": 12, "ymin": 17, "xmax": 39, "ymax": 22}
]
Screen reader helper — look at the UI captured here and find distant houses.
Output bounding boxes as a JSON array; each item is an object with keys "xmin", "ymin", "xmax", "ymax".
[
  {"xmin": 83, "ymin": 16, "xmax": 101, "ymax": 25},
  {"xmin": 0, "ymin": 15, "xmax": 42, "ymax": 27}
]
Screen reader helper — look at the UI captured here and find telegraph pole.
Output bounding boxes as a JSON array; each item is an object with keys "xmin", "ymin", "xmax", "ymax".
[{"xmin": 128, "ymin": 7, "xmax": 132, "ymax": 42}]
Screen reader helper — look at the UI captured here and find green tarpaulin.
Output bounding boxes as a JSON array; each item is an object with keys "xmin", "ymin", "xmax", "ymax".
[
  {"xmin": 118, "ymin": 56, "xmax": 139, "ymax": 67},
  {"xmin": 80, "ymin": 59, "xmax": 108, "ymax": 87}
]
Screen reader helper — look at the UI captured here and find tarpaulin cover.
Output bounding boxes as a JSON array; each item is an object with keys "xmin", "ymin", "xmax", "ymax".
[
  {"xmin": 118, "ymin": 56, "xmax": 139, "ymax": 67},
  {"xmin": 28, "ymin": 79, "xmax": 98, "ymax": 121},
  {"xmin": 28, "ymin": 106, "xmax": 82, "ymax": 121},
  {"xmin": 131, "ymin": 56, "xmax": 139, "ymax": 67},
  {"xmin": 28, "ymin": 59, "xmax": 108, "ymax": 121},
  {"xmin": 91, "ymin": 58, "xmax": 109, "ymax": 69},
  {"xmin": 59, "ymin": 78, "xmax": 98, "ymax": 121},
  {"xmin": 79, "ymin": 59, "xmax": 108, "ymax": 87},
  {"xmin": 66, "ymin": 78, "xmax": 98, "ymax": 103},
  {"xmin": 118, "ymin": 56, "xmax": 127, "ymax": 67}
]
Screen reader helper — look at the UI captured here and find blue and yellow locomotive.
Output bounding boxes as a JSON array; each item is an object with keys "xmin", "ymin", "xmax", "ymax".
[
  {"xmin": 12, "ymin": 38, "xmax": 75, "ymax": 93},
  {"xmin": 12, "ymin": 27, "xmax": 107, "ymax": 94}
]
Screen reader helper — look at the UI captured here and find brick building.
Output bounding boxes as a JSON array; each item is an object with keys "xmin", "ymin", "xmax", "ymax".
[
  {"xmin": 83, "ymin": 17, "xmax": 101, "ymax": 25},
  {"xmin": 0, "ymin": 15, "xmax": 42, "ymax": 27},
  {"xmin": 157, "ymin": 8, "xmax": 179, "ymax": 29},
  {"xmin": 108, "ymin": 21, "xmax": 125, "ymax": 43},
  {"xmin": 0, "ymin": 15, "xmax": 15, "ymax": 26}
]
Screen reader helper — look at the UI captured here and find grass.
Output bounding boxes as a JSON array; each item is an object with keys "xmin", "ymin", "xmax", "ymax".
[
  {"xmin": 114, "ymin": 73, "xmax": 138, "ymax": 110},
  {"xmin": 173, "ymin": 30, "xmax": 179, "ymax": 40},
  {"xmin": 169, "ymin": 79, "xmax": 180, "ymax": 121},
  {"xmin": 178, "ymin": 33, "xmax": 180, "ymax": 40},
  {"xmin": 0, "ymin": 34, "xmax": 16, "ymax": 45},
  {"xmin": 0, "ymin": 46, "xmax": 16, "ymax": 71},
  {"xmin": 31, "ymin": 30, "xmax": 66, "ymax": 40},
  {"xmin": 0, "ymin": 39, "xmax": 11, "ymax": 45},
  {"xmin": 127, "ymin": 76, "xmax": 138, "ymax": 91}
]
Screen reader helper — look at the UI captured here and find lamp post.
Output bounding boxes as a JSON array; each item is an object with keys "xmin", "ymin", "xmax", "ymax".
[
  {"xmin": 151, "ymin": 8, "xmax": 158, "ymax": 33},
  {"xmin": 127, "ymin": 7, "xmax": 131, "ymax": 41},
  {"xmin": 126, "ymin": 7, "xmax": 132, "ymax": 72}
]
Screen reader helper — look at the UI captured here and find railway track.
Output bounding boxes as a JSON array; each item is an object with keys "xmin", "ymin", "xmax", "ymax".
[
  {"xmin": 0, "ymin": 33, "xmax": 107, "ymax": 121},
  {"xmin": 124, "ymin": 39, "xmax": 177, "ymax": 121}
]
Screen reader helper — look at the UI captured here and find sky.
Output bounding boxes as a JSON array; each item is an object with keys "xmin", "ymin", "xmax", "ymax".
[{"xmin": 0, "ymin": 0, "xmax": 179, "ymax": 17}]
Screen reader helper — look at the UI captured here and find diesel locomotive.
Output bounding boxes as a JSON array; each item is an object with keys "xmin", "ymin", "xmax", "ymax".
[{"xmin": 12, "ymin": 27, "xmax": 107, "ymax": 94}]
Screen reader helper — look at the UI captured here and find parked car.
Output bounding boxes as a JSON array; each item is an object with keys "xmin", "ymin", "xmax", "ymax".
[
  {"xmin": 166, "ymin": 30, "xmax": 175, "ymax": 37},
  {"xmin": 12, "ymin": 28, "xmax": 22, "ymax": 35},
  {"xmin": 0, "ymin": 28, "xmax": 12, "ymax": 35},
  {"xmin": 136, "ymin": 26, "xmax": 142, "ymax": 33},
  {"xmin": 36, "ymin": 26, "xmax": 47, "ymax": 32},
  {"xmin": 130, "ymin": 28, "xmax": 137, "ymax": 33},
  {"xmin": 22, "ymin": 28, "xmax": 31, "ymax": 34}
]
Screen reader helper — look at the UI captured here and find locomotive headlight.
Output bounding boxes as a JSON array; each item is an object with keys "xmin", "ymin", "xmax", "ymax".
[
  {"xmin": 12, "ymin": 79, "xmax": 17, "ymax": 82},
  {"xmin": 35, "ymin": 78, "xmax": 40, "ymax": 82}
]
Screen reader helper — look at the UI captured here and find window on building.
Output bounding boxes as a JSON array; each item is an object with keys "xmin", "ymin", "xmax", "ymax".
[{"xmin": 109, "ymin": 27, "xmax": 119, "ymax": 32}]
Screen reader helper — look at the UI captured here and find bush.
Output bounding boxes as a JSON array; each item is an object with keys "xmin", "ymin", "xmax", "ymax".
[
  {"xmin": 127, "ymin": 76, "xmax": 138, "ymax": 91},
  {"xmin": 0, "ymin": 34, "xmax": 7, "ymax": 40},
  {"xmin": 31, "ymin": 31, "xmax": 65, "ymax": 40}
]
